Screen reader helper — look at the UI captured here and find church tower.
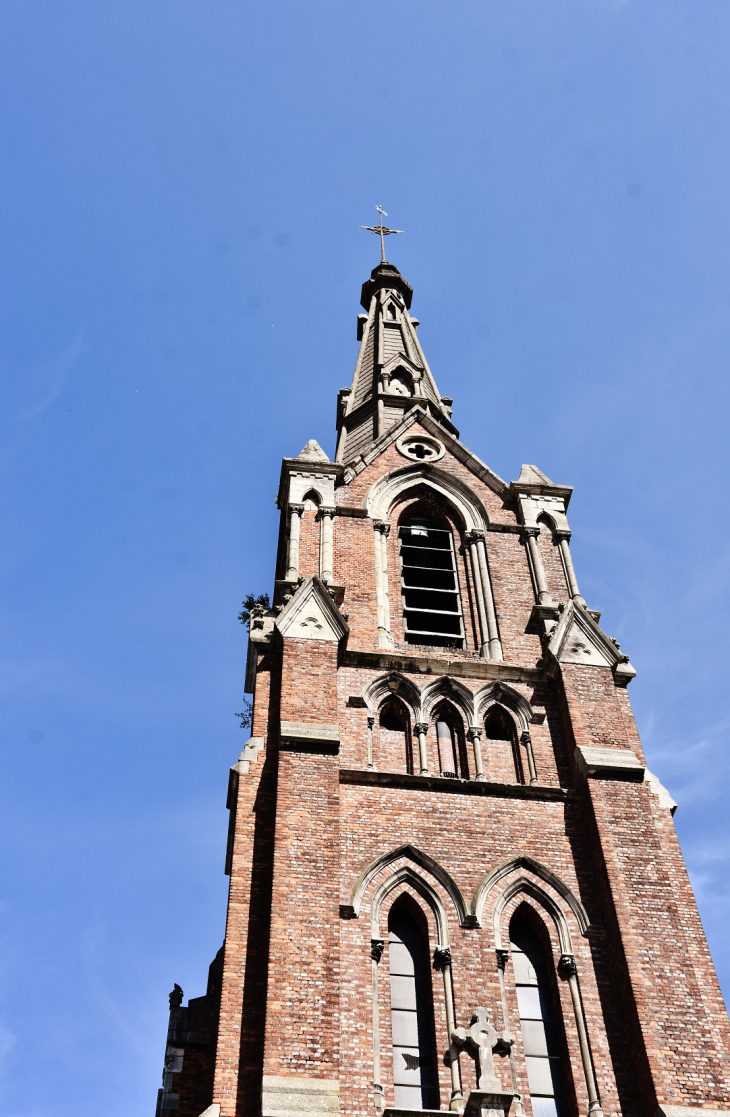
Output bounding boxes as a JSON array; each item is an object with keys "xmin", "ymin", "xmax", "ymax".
[{"xmin": 155, "ymin": 255, "xmax": 730, "ymax": 1117}]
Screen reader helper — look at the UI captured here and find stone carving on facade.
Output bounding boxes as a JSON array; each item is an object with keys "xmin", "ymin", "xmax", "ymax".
[{"xmin": 451, "ymin": 1007, "xmax": 512, "ymax": 1092}]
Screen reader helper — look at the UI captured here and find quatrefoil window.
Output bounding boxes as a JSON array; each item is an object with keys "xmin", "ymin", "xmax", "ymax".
[{"xmin": 396, "ymin": 433, "xmax": 445, "ymax": 463}]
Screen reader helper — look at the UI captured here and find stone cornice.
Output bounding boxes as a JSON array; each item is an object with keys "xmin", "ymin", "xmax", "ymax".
[
  {"xmin": 341, "ymin": 647, "xmax": 542, "ymax": 684},
  {"xmin": 339, "ymin": 768, "xmax": 574, "ymax": 802}
]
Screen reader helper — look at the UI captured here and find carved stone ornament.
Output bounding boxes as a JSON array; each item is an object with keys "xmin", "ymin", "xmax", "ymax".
[
  {"xmin": 396, "ymin": 432, "xmax": 445, "ymax": 463},
  {"xmin": 433, "ymin": 945, "xmax": 452, "ymax": 970},
  {"xmin": 414, "ymin": 722, "xmax": 429, "ymax": 736},
  {"xmin": 495, "ymin": 948, "xmax": 510, "ymax": 971},
  {"xmin": 558, "ymin": 953, "xmax": 577, "ymax": 979},
  {"xmin": 371, "ymin": 938, "xmax": 385, "ymax": 963},
  {"xmin": 451, "ymin": 1006, "xmax": 512, "ymax": 1092}
]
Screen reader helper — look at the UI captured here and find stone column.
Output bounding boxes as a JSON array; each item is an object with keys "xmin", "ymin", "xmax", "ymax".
[
  {"xmin": 371, "ymin": 938, "xmax": 385, "ymax": 1112},
  {"xmin": 476, "ymin": 535, "xmax": 503, "ymax": 661},
  {"xmin": 465, "ymin": 531, "xmax": 502, "ymax": 661},
  {"xmin": 319, "ymin": 507, "xmax": 336, "ymax": 585},
  {"xmin": 520, "ymin": 729, "xmax": 538, "ymax": 786},
  {"xmin": 558, "ymin": 954, "xmax": 604, "ymax": 1116},
  {"xmin": 435, "ymin": 947, "xmax": 464, "ymax": 1112},
  {"xmin": 413, "ymin": 722, "xmax": 430, "ymax": 776},
  {"xmin": 373, "ymin": 521, "xmax": 393, "ymax": 649},
  {"xmin": 495, "ymin": 950, "xmax": 526, "ymax": 1115},
  {"xmin": 285, "ymin": 503, "xmax": 304, "ymax": 581},
  {"xmin": 468, "ymin": 727, "xmax": 486, "ymax": 782},
  {"xmin": 523, "ymin": 527, "xmax": 552, "ymax": 605},
  {"xmin": 465, "ymin": 531, "xmax": 489, "ymax": 657},
  {"xmin": 555, "ymin": 530, "xmax": 585, "ymax": 606},
  {"xmin": 367, "ymin": 714, "xmax": 375, "ymax": 771}
]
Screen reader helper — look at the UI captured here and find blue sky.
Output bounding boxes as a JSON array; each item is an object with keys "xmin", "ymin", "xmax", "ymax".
[{"xmin": 1, "ymin": 1, "xmax": 729, "ymax": 1113}]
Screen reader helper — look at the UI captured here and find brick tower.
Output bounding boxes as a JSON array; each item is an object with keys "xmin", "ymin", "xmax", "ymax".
[{"xmin": 155, "ymin": 257, "xmax": 730, "ymax": 1117}]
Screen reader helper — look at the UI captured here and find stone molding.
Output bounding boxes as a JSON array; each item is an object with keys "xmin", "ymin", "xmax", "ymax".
[
  {"xmin": 261, "ymin": 1074, "xmax": 340, "ymax": 1117},
  {"xmin": 657, "ymin": 1108, "xmax": 730, "ymax": 1117},
  {"xmin": 280, "ymin": 721, "xmax": 340, "ymax": 753},
  {"xmin": 575, "ymin": 745, "xmax": 645, "ymax": 781},
  {"xmin": 339, "ymin": 767, "xmax": 572, "ymax": 804},
  {"xmin": 656, "ymin": 1103, "xmax": 730, "ymax": 1112}
]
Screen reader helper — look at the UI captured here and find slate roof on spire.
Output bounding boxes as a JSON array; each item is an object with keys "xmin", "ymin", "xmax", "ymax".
[{"xmin": 335, "ymin": 262, "xmax": 456, "ymax": 463}]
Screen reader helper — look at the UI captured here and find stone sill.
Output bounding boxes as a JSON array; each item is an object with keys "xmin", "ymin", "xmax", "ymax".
[
  {"xmin": 343, "ymin": 647, "xmax": 542, "ymax": 683},
  {"xmin": 340, "ymin": 768, "xmax": 573, "ymax": 802}
]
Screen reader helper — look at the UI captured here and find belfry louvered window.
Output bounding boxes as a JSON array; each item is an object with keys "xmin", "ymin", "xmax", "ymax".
[{"xmin": 399, "ymin": 521, "xmax": 464, "ymax": 647}]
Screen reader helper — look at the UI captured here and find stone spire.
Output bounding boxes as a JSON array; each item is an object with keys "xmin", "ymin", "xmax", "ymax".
[{"xmin": 334, "ymin": 262, "xmax": 457, "ymax": 463}]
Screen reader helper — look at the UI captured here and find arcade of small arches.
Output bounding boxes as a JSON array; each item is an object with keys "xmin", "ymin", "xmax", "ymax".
[
  {"xmin": 361, "ymin": 674, "xmax": 539, "ymax": 787},
  {"xmin": 343, "ymin": 847, "xmax": 603, "ymax": 1116}
]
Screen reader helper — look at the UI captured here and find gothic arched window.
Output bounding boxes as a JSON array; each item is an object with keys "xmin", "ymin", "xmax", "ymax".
[
  {"xmin": 390, "ymin": 369, "xmax": 413, "ymax": 396},
  {"xmin": 398, "ymin": 516, "xmax": 464, "ymax": 648},
  {"xmin": 378, "ymin": 699, "xmax": 414, "ymax": 775},
  {"xmin": 388, "ymin": 899, "xmax": 439, "ymax": 1111},
  {"xmin": 432, "ymin": 702, "xmax": 467, "ymax": 779},
  {"xmin": 510, "ymin": 915, "xmax": 572, "ymax": 1117},
  {"xmin": 484, "ymin": 705, "xmax": 524, "ymax": 784}
]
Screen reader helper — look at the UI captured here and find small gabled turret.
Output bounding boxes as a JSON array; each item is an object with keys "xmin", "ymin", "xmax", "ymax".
[{"xmin": 335, "ymin": 261, "xmax": 457, "ymax": 464}]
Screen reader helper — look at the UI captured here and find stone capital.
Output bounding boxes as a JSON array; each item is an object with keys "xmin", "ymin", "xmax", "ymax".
[
  {"xmin": 414, "ymin": 722, "xmax": 429, "ymax": 736},
  {"xmin": 464, "ymin": 529, "xmax": 486, "ymax": 546},
  {"xmin": 373, "ymin": 520, "xmax": 391, "ymax": 537},
  {"xmin": 371, "ymin": 938, "xmax": 385, "ymax": 963},
  {"xmin": 289, "ymin": 502, "xmax": 305, "ymax": 516},
  {"xmin": 495, "ymin": 948, "xmax": 510, "ymax": 971},
  {"xmin": 467, "ymin": 726, "xmax": 483, "ymax": 742},
  {"xmin": 319, "ymin": 506, "xmax": 337, "ymax": 519}
]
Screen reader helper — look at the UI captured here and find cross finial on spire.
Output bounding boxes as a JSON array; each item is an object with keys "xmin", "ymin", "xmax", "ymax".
[{"xmin": 360, "ymin": 205, "xmax": 404, "ymax": 264}]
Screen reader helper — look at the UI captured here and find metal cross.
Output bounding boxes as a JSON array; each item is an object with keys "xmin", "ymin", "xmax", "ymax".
[{"xmin": 360, "ymin": 205, "xmax": 404, "ymax": 264}]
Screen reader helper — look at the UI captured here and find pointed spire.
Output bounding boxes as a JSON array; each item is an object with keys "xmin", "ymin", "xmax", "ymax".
[{"xmin": 335, "ymin": 263, "xmax": 456, "ymax": 463}]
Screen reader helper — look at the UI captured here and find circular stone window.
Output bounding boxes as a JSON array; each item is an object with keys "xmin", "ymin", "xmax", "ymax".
[{"xmin": 396, "ymin": 433, "xmax": 445, "ymax": 463}]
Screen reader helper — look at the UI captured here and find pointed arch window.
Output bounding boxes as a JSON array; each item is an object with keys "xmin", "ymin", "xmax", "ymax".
[
  {"xmin": 378, "ymin": 699, "xmax": 414, "ymax": 775},
  {"xmin": 388, "ymin": 900, "xmax": 439, "ymax": 1111},
  {"xmin": 511, "ymin": 916, "xmax": 571, "ymax": 1117},
  {"xmin": 484, "ymin": 705, "xmax": 524, "ymax": 784},
  {"xmin": 399, "ymin": 517, "xmax": 464, "ymax": 648}
]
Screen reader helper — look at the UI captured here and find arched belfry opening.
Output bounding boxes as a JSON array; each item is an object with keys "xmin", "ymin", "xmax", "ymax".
[
  {"xmin": 387, "ymin": 896, "xmax": 439, "ymax": 1111},
  {"xmin": 397, "ymin": 500, "xmax": 465, "ymax": 649}
]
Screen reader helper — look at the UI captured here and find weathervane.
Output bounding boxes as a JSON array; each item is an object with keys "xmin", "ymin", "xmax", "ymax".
[{"xmin": 360, "ymin": 205, "xmax": 403, "ymax": 264}]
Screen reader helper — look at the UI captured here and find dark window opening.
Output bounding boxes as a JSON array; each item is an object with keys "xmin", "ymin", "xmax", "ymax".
[
  {"xmin": 399, "ymin": 520, "xmax": 464, "ymax": 648},
  {"xmin": 379, "ymin": 699, "xmax": 414, "ymax": 775},
  {"xmin": 388, "ymin": 901, "xmax": 439, "ymax": 1111},
  {"xmin": 484, "ymin": 705, "xmax": 525, "ymax": 784},
  {"xmin": 511, "ymin": 916, "xmax": 572, "ymax": 1117}
]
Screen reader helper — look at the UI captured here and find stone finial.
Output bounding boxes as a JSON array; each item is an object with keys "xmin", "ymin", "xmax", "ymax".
[
  {"xmin": 169, "ymin": 983, "xmax": 184, "ymax": 1010},
  {"xmin": 516, "ymin": 463, "xmax": 555, "ymax": 486},
  {"xmin": 297, "ymin": 439, "xmax": 330, "ymax": 462}
]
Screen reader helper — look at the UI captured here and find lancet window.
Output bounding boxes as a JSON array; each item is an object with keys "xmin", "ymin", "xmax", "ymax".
[
  {"xmin": 388, "ymin": 899, "xmax": 439, "ymax": 1111},
  {"xmin": 510, "ymin": 915, "xmax": 571, "ymax": 1117},
  {"xmin": 378, "ymin": 699, "xmax": 414, "ymax": 775},
  {"xmin": 432, "ymin": 702, "xmax": 468, "ymax": 779},
  {"xmin": 484, "ymin": 705, "xmax": 524, "ymax": 785},
  {"xmin": 398, "ymin": 515, "xmax": 464, "ymax": 648}
]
